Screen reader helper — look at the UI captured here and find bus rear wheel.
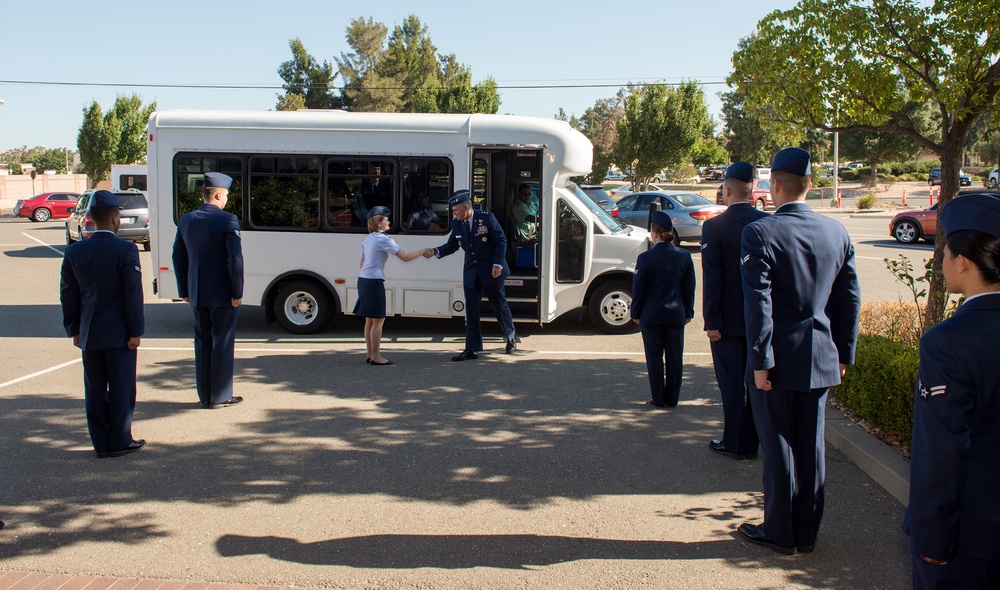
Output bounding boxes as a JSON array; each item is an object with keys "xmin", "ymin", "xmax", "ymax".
[
  {"xmin": 589, "ymin": 280, "xmax": 636, "ymax": 334},
  {"xmin": 274, "ymin": 279, "xmax": 333, "ymax": 334}
]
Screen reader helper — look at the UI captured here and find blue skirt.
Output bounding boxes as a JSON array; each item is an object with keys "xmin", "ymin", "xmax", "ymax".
[{"xmin": 354, "ymin": 277, "xmax": 386, "ymax": 318}]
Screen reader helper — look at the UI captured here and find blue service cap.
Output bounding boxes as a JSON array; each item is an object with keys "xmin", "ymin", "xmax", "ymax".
[
  {"xmin": 448, "ymin": 190, "xmax": 472, "ymax": 208},
  {"xmin": 940, "ymin": 193, "xmax": 1000, "ymax": 239},
  {"xmin": 725, "ymin": 162, "xmax": 754, "ymax": 183},
  {"xmin": 367, "ymin": 206, "xmax": 391, "ymax": 220},
  {"xmin": 204, "ymin": 172, "xmax": 233, "ymax": 190},
  {"xmin": 651, "ymin": 210, "xmax": 673, "ymax": 231},
  {"xmin": 91, "ymin": 190, "xmax": 121, "ymax": 208},
  {"xmin": 772, "ymin": 148, "xmax": 811, "ymax": 176}
]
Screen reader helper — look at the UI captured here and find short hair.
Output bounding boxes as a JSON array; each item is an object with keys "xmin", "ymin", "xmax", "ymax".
[
  {"xmin": 650, "ymin": 222, "xmax": 674, "ymax": 242},
  {"xmin": 89, "ymin": 204, "xmax": 120, "ymax": 225},
  {"xmin": 367, "ymin": 214, "xmax": 386, "ymax": 233},
  {"xmin": 771, "ymin": 170, "xmax": 809, "ymax": 196},
  {"xmin": 203, "ymin": 186, "xmax": 228, "ymax": 202},
  {"xmin": 723, "ymin": 178, "xmax": 752, "ymax": 201},
  {"xmin": 517, "ymin": 184, "xmax": 531, "ymax": 194},
  {"xmin": 947, "ymin": 229, "xmax": 1000, "ymax": 286}
]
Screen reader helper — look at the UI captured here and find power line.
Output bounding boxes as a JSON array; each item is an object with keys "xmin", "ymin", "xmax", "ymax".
[{"xmin": 0, "ymin": 79, "xmax": 731, "ymax": 91}]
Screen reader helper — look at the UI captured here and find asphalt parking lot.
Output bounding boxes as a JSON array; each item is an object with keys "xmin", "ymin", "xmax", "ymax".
[{"xmin": 0, "ymin": 216, "xmax": 914, "ymax": 589}]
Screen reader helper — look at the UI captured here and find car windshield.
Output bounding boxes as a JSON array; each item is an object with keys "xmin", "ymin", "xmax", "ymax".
[
  {"xmin": 117, "ymin": 193, "xmax": 148, "ymax": 209},
  {"xmin": 568, "ymin": 182, "xmax": 629, "ymax": 232},
  {"xmin": 668, "ymin": 193, "xmax": 712, "ymax": 207}
]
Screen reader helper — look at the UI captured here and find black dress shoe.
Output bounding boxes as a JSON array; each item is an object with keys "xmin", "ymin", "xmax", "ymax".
[
  {"xmin": 505, "ymin": 340, "xmax": 517, "ymax": 354},
  {"xmin": 738, "ymin": 523, "xmax": 796, "ymax": 555},
  {"xmin": 451, "ymin": 350, "xmax": 479, "ymax": 362},
  {"xmin": 797, "ymin": 543, "xmax": 816, "ymax": 554},
  {"xmin": 208, "ymin": 396, "xmax": 243, "ymax": 409},
  {"xmin": 108, "ymin": 439, "xmax": 146, "ymax": 458},
  {"xmin": 646, "ymin": 400, "xmax": 665, "ymax": 408},
  {"xmin": 370, "ymin": 359, "xmax": 394, "ymax": 366},
  {"xmin": 95, "ymin": 451, "xmax": 109, "ymax": 459}
]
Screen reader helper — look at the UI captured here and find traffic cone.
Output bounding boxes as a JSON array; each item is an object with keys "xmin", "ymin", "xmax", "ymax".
[{"xmin": 901, "ymin": 188, "xmax": 906, "ymax": 206}]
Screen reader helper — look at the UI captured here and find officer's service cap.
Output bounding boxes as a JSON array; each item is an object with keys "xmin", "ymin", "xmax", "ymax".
[
  {"xmin": 91, "ymin": 190, "xmax": 121, "ymax": 209},
  {"xmin": 367, "ymin": 206, "xmax": 391, "ymax": 220},
  {"xmin": 651, "ymin": 210, "xmax": 673, "ymax": 231},
  {"xmin": 772, "ymin": 148, "xmax": 811, "ymax": 176},
  {"xmin": 204, "ymin": 172, "xmax": 233, "ymax": 190},
  {"xmin": 448, "ymin": 190, "xmax": 472, "ymax": 208},
  {"xmin": 725, "ymin": 162, "xmax": 754, "ymax": 183},
  {"xmin": 940, "ymin": 193, "xmax": 1000, "ymax": 238}
]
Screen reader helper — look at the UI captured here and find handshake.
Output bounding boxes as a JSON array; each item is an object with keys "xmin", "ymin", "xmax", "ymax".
[{"xmin": 421, "ymin": 248, "xmax": 436, "ymax": 259}]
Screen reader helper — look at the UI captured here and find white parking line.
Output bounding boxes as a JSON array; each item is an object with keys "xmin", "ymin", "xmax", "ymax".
[
  {"xmin": 21, "ymin": 232, "xmax": 65, "ymax": 256},
  {"xmin": 0, "ymin": 358, "xmax": 80, "ymax": 389}
]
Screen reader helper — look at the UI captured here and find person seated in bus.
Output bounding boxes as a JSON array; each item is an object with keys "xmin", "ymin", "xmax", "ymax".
[
  {"xmin": 405, "ymin": 197, "xmax": 447, "ymax": 232},
  {"xmin": 361, "ymin": 163, "xmax": 393, "ymax": 212},
  {"xmin": 512, "ymin": 183, "xmax": 537, "ymax": 243},
  {"xmin": 354, "ymin": 206, "xmax": 433, "ymax": 366}
]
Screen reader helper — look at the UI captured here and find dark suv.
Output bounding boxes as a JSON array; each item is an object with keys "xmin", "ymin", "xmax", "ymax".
[
  {"xmin": 928, "ymin": 167, "xmax": 942, "ymax": 186},
  {"xmin": 66, "ymin": 189, "xmax": 150, "ymax": 250}
]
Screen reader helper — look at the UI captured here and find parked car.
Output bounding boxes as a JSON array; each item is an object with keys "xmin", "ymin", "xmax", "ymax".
[
  {"xmin": 990, "ymin": 167, "xmax": 998, "ymax": 188},
  {"xmin": 715, "ymin": 179, "xmax": 772, "ymax": 210},
  {"xmin": 603, "ymin": 170, "xmax": 627, "ymax": 182},
  {"xmin": 890, "ymin": 202, "xmax": 938, "ymax": 244},
  {"xmin": 578, "ymin": 184, "xmax": 617, "ymax": 216},
  {"xmin": 928, "ymin": 167, "xmax": 941, "ymax": 186},
  {"xmin": 959, "ymin": 170, "xmax": 972, "ymax": 186},
  {"xmin": 13, "ymin": 192, "xmax": 81, "ymax": 222},
  {"xmin": 614, "ymin": 191, "xmax": 725, "ymax": 244},
  {"xmin": 609, "ymin": 183, "xmax": 668, "ymax": 199},
  {"xmin": 66, "ymin": 189, "xmax": 150, "ymax": 250}
]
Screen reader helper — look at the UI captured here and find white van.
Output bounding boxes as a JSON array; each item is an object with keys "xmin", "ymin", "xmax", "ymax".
[
  {"xmin": 147, "ymin": 109, "xmax": 650, "ymax": 334},
  {"xmin": 756, "ymin": 167, "xmax": 771, "ymax": 181}
]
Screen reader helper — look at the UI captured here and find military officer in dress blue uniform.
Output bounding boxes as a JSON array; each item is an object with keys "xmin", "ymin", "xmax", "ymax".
[
  {"xmin": 631, "ymin": 210, "xmax": 696, "ymax": 407},
  {"xmin": 737, "ymin": 148, "xmax": 861, "ymax": 555},
  {"xmin": 172, "ymin": 172, "xmax": 245, "ymax": 408},
  {"xmin": 905, "ymin": 193, "xmax": 1000, "ymax": 589},
  {"xmin": 702, "ymin": 162, "xmax": 767, "ymax": 459},
  {"xmin": 427, "ymin": 190, "xmax": 516, "ymax": 361},
  {"xmin": 60, "ymin": 190, "xmax": 146, "ymax": 458}
]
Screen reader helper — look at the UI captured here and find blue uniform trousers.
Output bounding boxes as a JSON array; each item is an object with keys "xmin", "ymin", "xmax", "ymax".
[
  {"xmin": 911, "ymin": 551, "xmax": 1000, "ymax": 589},
  {"xmin": 749, "ymin": 385, "xmax": 826, "ymax": 548},
  {"xmin": 463, "ymin": 276, "xmax": 515, "ymax": 353},
  {"xmin": 82, "ymin": 347, "xmax": 137, "ymax": 454},
  {"xmin": 193, "ymin": 306, "xmax": 238, "ymax": 405},
  {"xmin": 640, "ymin": 323, "xmax": 685, "ymax": 407},
  {"xmin": 710, "ymin": 336, "xmax": 759, "ymax": 455}
]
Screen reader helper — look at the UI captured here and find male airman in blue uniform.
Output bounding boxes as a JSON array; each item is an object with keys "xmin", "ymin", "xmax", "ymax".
[
  {"xmin": 702, "ymin": 162, "xmax": 767, "ymax": 459},
  {"xmin": 172, "ymin": 172, "xmax": 245, "ymax": 408},
  {"xmin": 905, "ymin": 193, "xmax": 1000, "ymax": 589},
  {"xmin": 60, "ymin": 190, "xmax": 146, "ymax": 458},
  {"xmin": 737, "ymin": 148, "xmax": 861, "ymax": 555},
  {"xmin": 428, "ymin": 190, "xmax": 516, "ymax": 361}
]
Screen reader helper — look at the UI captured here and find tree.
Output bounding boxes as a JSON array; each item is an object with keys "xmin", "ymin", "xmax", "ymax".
[
  {"xmin": 276, "ymin": 38, "xmax": 343, "ymax": 110},
  {"xmin": 729, "ymin": 0, "xmax": 1000, "ymax": 330},
  {"xmin": 337, "ymin": 17, "xmax": 403, "ymax": 112},
  {"xmin": 77, "ymin": 94, "xmax": 156, "ymax": 187},
  {"xmin": 690, "ymin": 136, "xmax": 729, "ymax": 166},
  {"xmin": 383, "ymin": 15, "xmax": 440, "ymax": 111},
  {"xmin": 28, "ymin": 148, "xmax": 71, "ymax": 173},
  {"xmin": 613, "ymin": 81, "xmax": 709, "ymax": 190}
]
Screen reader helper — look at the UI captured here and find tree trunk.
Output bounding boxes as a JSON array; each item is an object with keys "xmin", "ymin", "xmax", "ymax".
[{"xmin": 922, "ymin": 141, "xmax": 963, "ymax": 331}]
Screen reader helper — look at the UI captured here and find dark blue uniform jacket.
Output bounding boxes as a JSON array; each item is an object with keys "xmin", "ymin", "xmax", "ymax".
[{"xmin": 173, "ymin": 204, "xmax": 244, "ymax": 307}]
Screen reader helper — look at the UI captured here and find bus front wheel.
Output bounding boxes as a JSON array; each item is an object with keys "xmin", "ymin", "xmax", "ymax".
[
  {"xmin": 274, "ymin": 279, "xmax": 333, "ymax": 334},
  {"xmin": 589, "ymin": 280, "xmax": 636, "ymax": 334}
]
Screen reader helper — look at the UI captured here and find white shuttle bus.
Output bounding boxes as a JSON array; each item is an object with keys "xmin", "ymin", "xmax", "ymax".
[{"xmin": 147, "ymin": 109, "xmax": 647, "ymax": 334}]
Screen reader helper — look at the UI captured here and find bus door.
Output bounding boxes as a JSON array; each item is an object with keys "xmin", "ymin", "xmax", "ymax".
[{"xmin": 470, "ymin": 147, "xmax": 542, "ymax": 323}]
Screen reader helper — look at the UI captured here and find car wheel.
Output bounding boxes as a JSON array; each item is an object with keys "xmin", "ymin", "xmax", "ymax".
[
  {"xmin": 893, "ymin": 220, "xmax": 921, "ymax": 244},
  {"xmin": 754, "ymin": 198, "xmax": 765, "ymax": 211},
  {"xmin": 588, "ymin": 280, "xmax": 636, "ymax": 335},
  {"xmin": 32, "ymin": 208, "xmax": 51, "ymax": 222},
  {"xmin": 65, "ymin": 227, "xmax": 76, "ymax": 245},
  {"xmin": 672, "ymin": 232, "xmax": 681, "ymax": 246},
  {"xmin": 991, "ymin": 178, "xmax": 998, "ymax": 188},
  {"xmin": 143, "ymin": 241, "xmax": 151, "ymax": 251},
  {"xmin": 274, "ymin": 279, "xmax": 334, "ymax": 334}
]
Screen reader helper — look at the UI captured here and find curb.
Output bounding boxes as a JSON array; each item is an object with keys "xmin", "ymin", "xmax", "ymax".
[{"xmin": 826, "ymin": 406, "xmax": 910, "ymax": 506}]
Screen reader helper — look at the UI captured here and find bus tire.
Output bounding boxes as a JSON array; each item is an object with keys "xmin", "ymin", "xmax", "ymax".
[
  {"xmin": 274, "ymin": 279, "xmax": 333, "ymax": 334},
  {"xmin": 589, "ymin": 280, "xmax": 636, "ymax": 335}
]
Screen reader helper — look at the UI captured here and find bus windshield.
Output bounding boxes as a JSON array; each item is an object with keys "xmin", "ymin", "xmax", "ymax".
[{"xmin": 568, "ymin": 182, "xmax": 630, "ymax": 233}]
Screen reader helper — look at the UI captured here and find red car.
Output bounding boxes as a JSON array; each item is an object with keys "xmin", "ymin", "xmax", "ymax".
[
  {"xmin": 715, "ymin": 179, "xmax": 772, "ymax": 210},
  {"xmin": 13, "ymin": 192, "xmax": 81, "ymax": 222},
  {"xmin": 890, "ymin": 202, "xmax": 938, "ymax": 244}
]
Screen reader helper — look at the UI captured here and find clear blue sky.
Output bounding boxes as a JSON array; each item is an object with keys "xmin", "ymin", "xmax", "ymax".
[{"xmin": 0, "ymin": 0, "xmax": 797, "ymax": 151}]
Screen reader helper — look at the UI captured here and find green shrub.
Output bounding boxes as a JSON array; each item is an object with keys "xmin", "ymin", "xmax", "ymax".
[
  {"xmin": 841, "ymin": 169, "xmax": 859, "ymax": 181},
  {"xmin": 833, "ymin": 335, "xmax": 919, "ymax": 448},
  {"xmin": 812, "ymin": 174, "xmax": 833, "ymax": 187},
  {"xmin": 856, "ymin": 193, "xmax": 880, "ymax": 209}
]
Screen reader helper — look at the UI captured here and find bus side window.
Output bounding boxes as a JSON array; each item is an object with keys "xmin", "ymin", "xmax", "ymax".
[
  {"xmin": 249, "ymin": 156, "xmax": 321, "ymax": 229},
  {"xmin": 401, "ymin": 158, "xmax": 451, "ymax": 233},
  {"xmin": 556, "ymin": 199, "xmax": 585, "ymax": 283},
  {"xmin": 173, "ymin": 154, "xmax": 244, "ymax": 222}
]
